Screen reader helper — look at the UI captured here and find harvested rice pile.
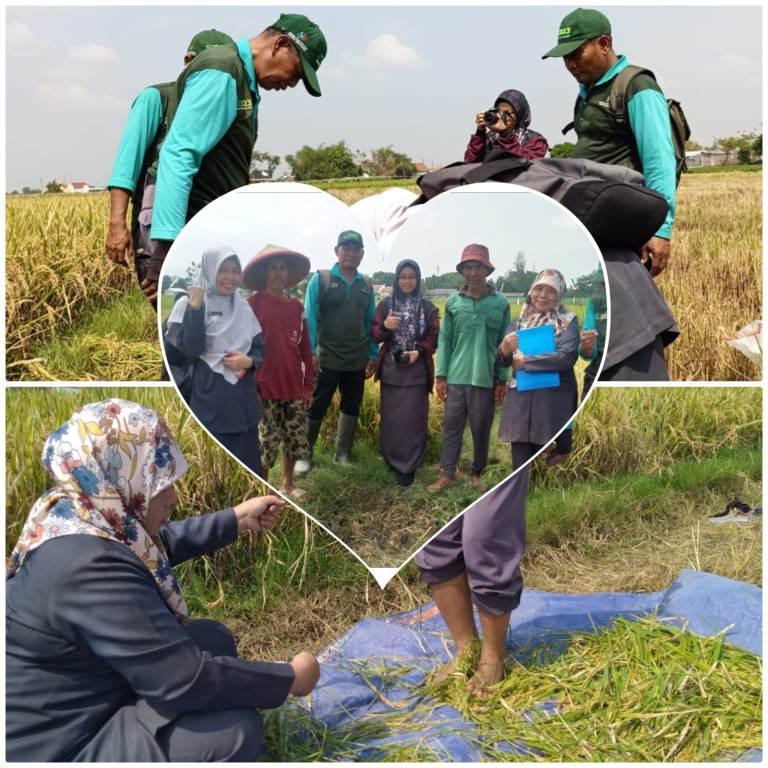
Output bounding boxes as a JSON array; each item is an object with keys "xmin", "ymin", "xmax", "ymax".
[{"xmin": 442, "ymin": 618, "xmax": 762, "ymax": 762}]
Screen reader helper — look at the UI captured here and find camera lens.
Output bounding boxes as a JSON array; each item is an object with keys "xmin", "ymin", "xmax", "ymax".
[{"xmin": 483, "ymin": 109, "xmax": 499, "ymax": 124}]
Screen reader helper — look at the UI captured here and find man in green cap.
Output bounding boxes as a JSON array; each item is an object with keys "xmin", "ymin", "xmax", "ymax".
[
  {"xmin": 143, "ymin": 14, "xmax": 327, "ymax": 306},
  {"xmin": 106, "ymin": 29, "xmax": 234, "ymax": 288},
  {"xmin": 297, "ymin": 230, "xmax": 378, "ymax": 473},
  {"xmin": 543, "ymin": 8, "xmax": 676, "ymax": 277}
]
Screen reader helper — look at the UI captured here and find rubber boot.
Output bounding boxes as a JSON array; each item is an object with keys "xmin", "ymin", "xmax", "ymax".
[
  {"xmin": 333, "ymin": 413, "xmax": 357, "ymax": 466},
  {"xmin": 294, "ymin": 417, "xmax": 322, "ymax": 476}
]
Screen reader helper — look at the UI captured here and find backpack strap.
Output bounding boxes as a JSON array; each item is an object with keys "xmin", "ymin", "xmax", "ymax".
[
  {"xmin": 609, "ymin": 65, "xmax": 655, "ymax": 128},
  {"xmin": 317, "ymin": 269, "xmax": 332, "ymax": 303}
]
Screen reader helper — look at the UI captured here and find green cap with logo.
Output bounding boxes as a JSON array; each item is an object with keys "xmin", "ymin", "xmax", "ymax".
[
  {"xmin": 271, "ymin": 13, "xmax": 327, "ymax": 97},
  {"xmin": 187, "ymin": 29, "xmax": 234, "ymax": 58},
  {"xmin": 541, "ymin": 8, "xmax": 611, "ymax": 59},
  {"xmin": 337, "ymin": 230, "xmax": 364, "ymax": 248}
]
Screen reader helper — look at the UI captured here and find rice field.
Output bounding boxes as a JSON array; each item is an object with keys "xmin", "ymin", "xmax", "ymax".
[{"xmin": 4, "ymin": 169, "xmax": 762, "ymax": 381}]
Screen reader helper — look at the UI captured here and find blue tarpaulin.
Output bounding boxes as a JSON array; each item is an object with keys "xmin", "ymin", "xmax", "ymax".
[{"xmin": 291, "ymin": 570, "xmax": 761, "ymax": 761}]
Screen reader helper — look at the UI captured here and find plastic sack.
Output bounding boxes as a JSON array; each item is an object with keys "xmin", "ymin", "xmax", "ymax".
[{"xmin": 726, "ymin": 320, "xmax": 762, "ymax": 365}]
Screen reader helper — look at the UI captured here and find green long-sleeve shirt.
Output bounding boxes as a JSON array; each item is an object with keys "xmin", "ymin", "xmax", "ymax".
[{"xmin": 435, "ymin": 285, "xmax": 511, "ymax": 387}]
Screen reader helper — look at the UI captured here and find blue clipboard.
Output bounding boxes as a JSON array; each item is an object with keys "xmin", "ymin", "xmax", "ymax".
[{"xmin": 515, "ymin": 324, "xmax": 561, "ymax": 392}]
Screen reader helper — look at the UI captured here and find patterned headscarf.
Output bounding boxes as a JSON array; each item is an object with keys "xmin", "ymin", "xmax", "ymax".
[
  {"xmin": 391, "ymin": 259, "xmax": 425, "ymax": 353},
  {"xmin": 8, "ymin": 400, "xmax": 190, "ymax": 623},
  {"xmin": 517, "ymin": 268, "xmax": 575, "ymax": 336}
]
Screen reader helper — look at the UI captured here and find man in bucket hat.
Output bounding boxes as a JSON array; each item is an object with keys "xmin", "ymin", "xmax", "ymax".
[
  {"xmin": 296, "ymin": 230, "xmax": 378, "ymax": 474},
  {"xmin": 245, "ymin": 245, "xmax": 313, "ymax": 500},
  {"xmin": 141, "ymin": 13, "xmax": 327, "ymax": 306},
  {"xmin": 428, "ymin": 244, "xmax": 511, "ymax": 494},
  {"xmin": 106, "ymin": 29, "xmax": 234, "ymax": 294},
  {"xmin": 542, "ymin": 8, "xmax": 679, "ymax": 380}
]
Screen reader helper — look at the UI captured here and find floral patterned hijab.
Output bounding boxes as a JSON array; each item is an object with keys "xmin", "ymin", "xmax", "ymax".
[
  {"xmin": 8, "ymin": 400, "xmax": 190, "ymax": 622},
  {"xmin": 516, "ymin": 268, "xmax": 575, "ymax": 336}
]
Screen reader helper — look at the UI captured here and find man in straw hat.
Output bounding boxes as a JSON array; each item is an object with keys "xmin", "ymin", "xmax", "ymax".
[
  {"xmin": 428, "ymin": 244, "xmax": 511, "ymax": 494},
  {"xmin": 244, "ymin": 245, "xmax": 313, "ymax": 500},
  {"xmin": 106, "ymin": 29, "xmax": 234, "ymax": 294},
  {"xmin": 142, "ymin": 13, "xmax": 327, "ymax": 306},
  {"xmin": 296, "ymin": 230, "xmax": 378, "ymax": 474}
]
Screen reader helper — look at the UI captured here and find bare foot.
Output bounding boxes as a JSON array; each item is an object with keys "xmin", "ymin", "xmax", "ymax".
[
  {"xmin": 428, "ymin": 475, "xmax": 454, "ymax": 494},
  {"xmin": 468, "ymin": 475, "xmax": 487, "ymax": 492},
  {"xmin": 431, "ymin": 654, "xmax": 461, "ymax": 685},
  {"xmin": 467, "ymin": 659, "xmax": 505, "ymax": 699}
]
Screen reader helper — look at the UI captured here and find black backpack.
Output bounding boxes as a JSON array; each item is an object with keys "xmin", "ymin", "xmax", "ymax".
[{"xmin": 414, "ymin": 154, "xmax": 668, "ymax": 252}]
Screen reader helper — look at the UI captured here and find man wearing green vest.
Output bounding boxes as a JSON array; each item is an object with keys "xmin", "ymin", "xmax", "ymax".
[
  {"xmin": 106, "ymin": 30, "xmax": 233, "ymax": 289},
  {"xmin": 142, "ymin": 14, "xmax": 327, "ymax": 306},
  {"xmin": 543, "ymin": 8, "xmax": 679, "ymax": 381},
  {"xmin": 296, "ymin": 231, "xmax": 378, "ymax": 474},
  {"xmin": 543, "ymin": 8, "xmax": 676, "ymax": 275}
]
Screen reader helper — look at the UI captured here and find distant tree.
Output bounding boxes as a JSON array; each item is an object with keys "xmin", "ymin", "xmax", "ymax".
[
  {"xmin": 513, "ymin": 251, "xmax": 526, "ymax": 273},
  {"xmin": 550, "ymin": 142, "xmax": 575, "ymax": 159},
  {"xmin": 22, "ymin": 186, "xmax": 33, "ymax": 195},
  {"xmin": 250, "ymin": 150, "xmax": 281, "ymax": 180},
  {"xmin": 372, "ymin": 271, "xmax": 396, "ymax": 286},
  {"xmin": 752, "ymin": 133, "xmax": 762, "ymax": 160},
  {"xmin": 9, "ymin": 190, "xmax": 19, "ymax": 195},
  {"xmin": 184, "ymin": 261, "xmax": 200, "ymax": 284},
  {"xmin": 161, "ymin": 275, "xmax": 174, "ymax": 292},
  {"xmin": 360, "ymin": 146, "xmax": 417, "ymax": 178},
  {"xmin": 685, "ymin": 139, "xmax": 703, "ymax": 151},
  {"xmin": 285, "ymin": 141, "xmax": 361, "ymax": 181},
  {"xmin": 45, "ymin": 179, "xmax": 63, "ymax": 193}
]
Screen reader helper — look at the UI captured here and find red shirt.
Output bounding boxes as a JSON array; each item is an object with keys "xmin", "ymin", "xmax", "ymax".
[{"xmin": 248, "ymin": 291, "xmax": 313, "ymax": 401}]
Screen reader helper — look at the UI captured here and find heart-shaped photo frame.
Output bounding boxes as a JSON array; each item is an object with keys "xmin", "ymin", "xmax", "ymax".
[{"xmin": 158, "ymin": 181, "xmax": 607, "ymax": 573}]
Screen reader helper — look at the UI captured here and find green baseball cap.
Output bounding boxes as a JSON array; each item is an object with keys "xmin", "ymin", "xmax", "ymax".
[
  {"xmin": 337, "ymin": 230, "xmax": 364, "ymax": 248},
  {"xmin": 271, "ymin": 13, "xmax": 327, "ymax": 97},
  {"xmin": 541, "ymin": 8, "xmax": 611, "ymax": 59},
  {"xmin": 187, "ymin": 29, "xmax": 234, "ymax": 58}
]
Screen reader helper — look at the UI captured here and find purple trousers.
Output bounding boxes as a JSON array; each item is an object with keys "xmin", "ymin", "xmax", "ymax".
[{"xmin": 414, "ymin": 468, "xmax": 529, "ymax": 616}]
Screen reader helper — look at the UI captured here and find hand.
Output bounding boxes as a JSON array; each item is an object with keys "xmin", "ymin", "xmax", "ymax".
[
  {"xmin": 234, "ymin": 495, "xmax": 286, "ymax": 534},
  {"xmin": 640, "ymin": 236, "xmax": 671, "ymax": 277},
  {"xmin": 312, "ymin": 355, "xmax": 321, "ymax": 376},
  {"xmin": 512, "ymin": 351, "xmax": 525, "ymax": 371},
  {"xmin": 187, "ymin": 285, "xmax": 206, "ymax": 310},
  {"xmin": 303, "ymin": 392, "xmax": 313, "ymax": 410},
  {"xmin": 223, "ymin": 351, "xmax": 253, "ymax": 372},
  {"xmin": 365, "ymin": 360, "xmax": 377, "ymax": 379},
  {"xmin": 500, "ymin": 332, "xmax": 519, "ymax": 357},
  {"xmin": 435, "ymin": 379, "xmax": 448, "ymax": 401},
  {"xmin": 495, "ymin": 382, "xmax": 506, "ymax": 406},
  {"xmin": 289, "ymin": 651, "xmax": 320, "ymax": 696},
  {"xmin": 405, "ymin": 350, "xmax": 420, "ymax": 365},
  {"xmin": 106, "ymin": 221, "xmax": 132, "ymax": 266},
  {"xmin": 580, "ymin": 330, "xmax": 597, "ymax": 357},
  {"xmin": 475, "ymin": 112, "xmax": 487, "ymax": 131},
  {"xmin": 383, "ymin": 312, "xmax": 401, "ymax": 330},
  {"xmin": 140, "ymin": 278, "xmax": 159, "ymax": 306}
]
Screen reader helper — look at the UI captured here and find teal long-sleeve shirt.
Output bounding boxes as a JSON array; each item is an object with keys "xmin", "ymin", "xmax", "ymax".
[
  {"xmin": 580, "ymin": 56, "xmax": 677, "ymax": 240},
  {"xmin": 151, "ymin": 39, "xmax": 259, "ymax": 241},
  {"xmin": 107, "ymin": 86, "xmax": 163, "ymax": 192},
  {"xmin": 304, "ymin": 265, "xmax": 379, "ymax": 361}
]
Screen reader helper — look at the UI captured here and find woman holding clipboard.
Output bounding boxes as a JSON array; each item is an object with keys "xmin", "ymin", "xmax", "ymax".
[{"xmin": 496, "ymin": 269, "xmax": 579, "ymax": 469}]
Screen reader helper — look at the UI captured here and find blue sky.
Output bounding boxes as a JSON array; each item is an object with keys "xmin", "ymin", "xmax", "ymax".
[{"xmin": 6, "ymin": 5, "xmax": 763, "ymax": 190}]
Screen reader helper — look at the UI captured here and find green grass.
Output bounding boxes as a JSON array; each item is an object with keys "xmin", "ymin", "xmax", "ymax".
[
  {"xmin": 22, "ymin": 289, "xmax": 162, "ymax": 380},
  {"xmin": 688, "ymin": 163, "xmax": 762, "ymax": 174}
]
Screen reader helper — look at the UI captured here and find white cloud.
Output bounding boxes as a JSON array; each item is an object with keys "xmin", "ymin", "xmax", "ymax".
[
  {"xmin": 365, "ymin": 34, "xmax": 424, "ymax": 68},
  {"xmin": 69, "ymin": 43, "xmax": 118, "ymax": 63},
  {"xmin": 7, "ymin": 21, "xmax": 47, "ymax": 57},
  {"xmin": 38, "ymin": 82, "xmax": 129, "ymax": 110}
]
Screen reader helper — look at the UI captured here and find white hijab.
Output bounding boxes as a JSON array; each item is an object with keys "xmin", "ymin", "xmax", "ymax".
[{"xmin": 168, "ymin": 246, "xmax": 262, "ymax": 384}]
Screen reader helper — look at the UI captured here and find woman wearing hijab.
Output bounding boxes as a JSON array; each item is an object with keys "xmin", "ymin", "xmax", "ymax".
[
  {"xmin": 6, "ymin": 400, "xmax": 320, "ymax": 762},
  {"xmin": 464, "ymin": 89, "xmax": 549, "ymax": 162},
  {"xmin": 371, "ymin": 260, "xmax": 439, "ymax": 486},
  {"xmin": 165, "ymin": 246, "xmax": 264, "ymax": 475},
  {"xmin": 497, "ymin": 269, "xmax": 580, "ymax": 470}
]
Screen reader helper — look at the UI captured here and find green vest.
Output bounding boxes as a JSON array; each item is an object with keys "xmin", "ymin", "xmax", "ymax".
[
  {"xmin": 570, "ymin": 70, "xmax": 661, "ymax": 171},
  {"xmin": 131, "ymin": 81, "xmax": 176, "ymax": 234},
  {"xmin": 170, "ymin": 43, "xmax": 256, "ymax": 220},
  {"xmin": 317, "ymin": 272, "xmax": 373, "ymax": 372}
]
